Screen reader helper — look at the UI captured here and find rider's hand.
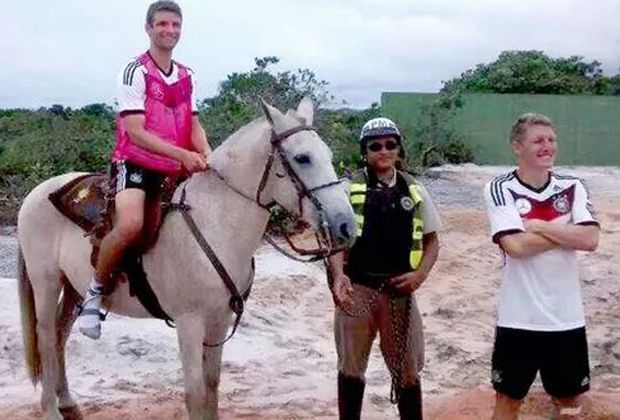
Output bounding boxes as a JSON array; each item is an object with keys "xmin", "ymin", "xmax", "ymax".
[
  {"xmin": 332, "ymin": 273, "xmax": 354, "ymax": 307},
  {"xmin": 202, "ymin": 150, "xmax": 212, "ymax": 170},
  {"xmin": 389, "ymin": 271, "xmax": 425, "ymax": 294},
  {"xmin": 181, "ymin": 150, "xmax": 208, "ymax": 173}
]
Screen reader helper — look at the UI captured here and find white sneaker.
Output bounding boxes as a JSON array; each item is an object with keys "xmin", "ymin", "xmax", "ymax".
[{"xmin": 78, "ymin": 284, "xmax": 103, "ymax": 340}]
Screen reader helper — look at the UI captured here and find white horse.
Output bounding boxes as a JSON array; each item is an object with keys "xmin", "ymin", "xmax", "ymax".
[{"xmin": 17, "ymin": 98, "xmax": 355, "ymax": 420}]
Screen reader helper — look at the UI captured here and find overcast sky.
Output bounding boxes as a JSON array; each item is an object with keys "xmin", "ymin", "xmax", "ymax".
[{"xmin": 2, "ymin": 0, "xmax": 619, "ymax": 109}]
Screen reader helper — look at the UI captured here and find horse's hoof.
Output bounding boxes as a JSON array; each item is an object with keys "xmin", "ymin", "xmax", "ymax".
[{"xmin": 59, "ymin": 405, "xmax": 84, "ymax": 420}]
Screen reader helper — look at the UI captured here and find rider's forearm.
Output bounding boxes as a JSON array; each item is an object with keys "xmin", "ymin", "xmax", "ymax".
[
  {"xmin": 126, "ymin": 125, "xmax": 186, "ymax": 162},
  {"xmin": 191, "ymin": 116, "xmax": 210, "ymax": 155}
]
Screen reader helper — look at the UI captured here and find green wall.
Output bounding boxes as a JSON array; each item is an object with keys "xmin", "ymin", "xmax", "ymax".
[{"xmin": 382, "ymin": 92, "xmax": 620, "ymax": 165}]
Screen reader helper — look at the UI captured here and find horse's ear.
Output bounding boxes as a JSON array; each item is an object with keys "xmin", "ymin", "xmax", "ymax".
[
  {"xmin": 260, "ymin": 98, "xmax": 286, "ymax": 130},
  {"xmin": 296, "ymin": 97, "xmax": 314, "ymax": 126},
  {"xmin": 260, "ymin": 98, "xmax": 275, "ymax": 125},
  {"xmin": 261, "ymin": 98, "xmax": 290, "ymax": 133}
]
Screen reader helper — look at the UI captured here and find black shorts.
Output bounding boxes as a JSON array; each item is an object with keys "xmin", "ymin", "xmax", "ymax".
[
  {"xmin": 110, "ymin": 161, "xmax": 165, "ymax": 197},
  {"xmin": 491, "ymin": 326, "xmax": 590, "ymax": 400}
]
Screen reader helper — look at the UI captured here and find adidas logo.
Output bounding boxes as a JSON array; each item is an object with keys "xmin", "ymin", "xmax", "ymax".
[
  {"xmin": 492, "ymin": 369, "xmax": 502, "ymax": 384},
  {"xmin": 581, "ymin": 376, "xmax": 590, "ymax": 386}
]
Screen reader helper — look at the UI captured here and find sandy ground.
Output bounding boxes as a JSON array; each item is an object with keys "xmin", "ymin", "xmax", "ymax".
[{"xmin": 1, "ymin": 165, "xmax": 619, "ymax": 419}]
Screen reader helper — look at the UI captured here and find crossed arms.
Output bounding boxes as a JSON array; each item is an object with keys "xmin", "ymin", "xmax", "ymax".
[{"xmin": 498, "ymin": 221, "xmax": 599, "ymax": 258}]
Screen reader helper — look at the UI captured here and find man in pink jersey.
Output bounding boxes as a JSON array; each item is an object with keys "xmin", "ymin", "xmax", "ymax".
[
  {"xmin": 484, "ymin": 113, "xmax": 600, "ymax": 419},
  {"xmin": 79, "ymin": 0, "xmax": 210, "ymax": 339}
]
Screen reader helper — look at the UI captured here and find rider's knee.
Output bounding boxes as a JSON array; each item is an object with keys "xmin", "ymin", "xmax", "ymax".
[{"xmin": 115, "ymin": 217, "xmax": 144, "ymax": 245}]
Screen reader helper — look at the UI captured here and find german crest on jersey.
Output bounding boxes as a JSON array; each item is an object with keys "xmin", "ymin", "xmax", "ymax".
[{"xmin": 553, "ymin": 195, "xmax": 570, "ymax": 214}]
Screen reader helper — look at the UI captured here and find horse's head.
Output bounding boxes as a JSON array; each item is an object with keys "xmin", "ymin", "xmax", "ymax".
[{"xmin": 260, "ymin": 98, "xmax": 355, "ymax": 251}]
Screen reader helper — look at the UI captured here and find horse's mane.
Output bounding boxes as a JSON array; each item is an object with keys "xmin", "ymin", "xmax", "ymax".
[
  {"xmin": 215, "ymin": 117, "xmax": 267, "ymax": 150},
  {"xmin": 209, "ymin": 107, "xmax": 305, "ymax": 170},
  {"xmin": 215, "ymin": 107, "xmax": 305, "ymax": 151}
]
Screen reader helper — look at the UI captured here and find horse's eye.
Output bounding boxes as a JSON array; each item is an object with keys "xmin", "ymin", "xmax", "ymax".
[{"xmin": 294, "ymin": 154, "xmax": 311, "ymax": 165}]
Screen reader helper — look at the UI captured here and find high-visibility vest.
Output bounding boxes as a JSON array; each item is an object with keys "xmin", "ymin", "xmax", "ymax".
[{"xmin": 349, "ymin": 170, "xmax": 424, "ymax": 269}]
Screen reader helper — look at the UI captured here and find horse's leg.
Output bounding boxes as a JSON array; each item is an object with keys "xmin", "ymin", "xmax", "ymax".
[
  {"xmin": 203, "ymin": 341, "xmax": 224, "ymax": 417},
  {"xmin": 176, "ymin": 316, "xmax": 209, "ymax": 420},
  {"xmin": 56, "ymin": 276, "xmax": 82, "ymax": 420},
  {"xmin": 31, "ymin": 266, "xmax": 63, "ymax": 420}
]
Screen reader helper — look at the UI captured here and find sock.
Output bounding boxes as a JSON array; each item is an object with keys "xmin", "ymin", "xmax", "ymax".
[
  {"xmin": 89, "ymin": 278, "xmax": 104, "ymax": 292},
  {"xmin": 79, "ymin": 277, "xmax": 104, "ymax": 339},
  {"xmin": 83, "ymin": 278, "xmax": 103, "ymax": 310}
]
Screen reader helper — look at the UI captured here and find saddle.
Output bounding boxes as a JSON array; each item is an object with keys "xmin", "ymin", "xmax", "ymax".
[{"xmin": 48, "ymin": 173, "xmax": 179, "ymax": 324}]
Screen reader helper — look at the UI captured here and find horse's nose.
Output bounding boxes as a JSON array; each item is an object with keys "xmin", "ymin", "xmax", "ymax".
[{"xmin": 331, "ymin": 212, "xmax": 355, "ymax": 247}]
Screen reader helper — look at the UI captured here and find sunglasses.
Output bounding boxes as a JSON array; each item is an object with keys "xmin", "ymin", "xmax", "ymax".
[{"xmin": 367, "ymin": 141, "xmax": 398, "ymax": 152}]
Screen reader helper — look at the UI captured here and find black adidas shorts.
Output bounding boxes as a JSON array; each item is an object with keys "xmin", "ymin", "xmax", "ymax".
[
  {"xmin": 491, "ymin": 326, "xmax": 590, "ymax": 400},
  {"xmin": 110, "ymin": 161, "xmax": 165, "ymax": 197}
]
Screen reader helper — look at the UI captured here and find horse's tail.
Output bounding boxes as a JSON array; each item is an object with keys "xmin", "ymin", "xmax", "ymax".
[{"xmin": 17, "ymin": 243, "xmax": 41, "ymax": 386}]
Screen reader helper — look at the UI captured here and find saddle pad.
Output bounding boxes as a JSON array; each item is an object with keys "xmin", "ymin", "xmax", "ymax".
[
  {"xmin": 48, "ymin": 173, "xmax": 174, "ymax": 325},
  {"xmin": 48, "ymin": 173, "xmax": 108, "ymax": 232}
]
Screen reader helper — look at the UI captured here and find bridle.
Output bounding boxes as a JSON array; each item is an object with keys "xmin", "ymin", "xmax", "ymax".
[
  {"xmin": 255, "ymin": 124, "xmax": 345, "ymax": 261},
  {"xmin": 170, "ymin": 123, "xmax": 347, "ymax": 346},
  {"xmin": 200, "ymin": 124, "xmax": 346, "ymax": 261}
]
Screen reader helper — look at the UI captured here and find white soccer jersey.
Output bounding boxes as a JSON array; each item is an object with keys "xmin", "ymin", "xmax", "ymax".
[
  {"xmin": 484, "ymin": 170, "xmax": 598, "ymax": 331},
  {"xmin": 115, "ymin": 55, "xmax": 199, "ymax": 115}
]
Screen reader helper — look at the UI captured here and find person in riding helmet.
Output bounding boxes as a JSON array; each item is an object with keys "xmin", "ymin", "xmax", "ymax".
[
  {"xmin": 78, "ymin": 0, "xmax": 210, "ymax": 339},
  {"xmin": 328, "ymin": 117, "xmax": 441, "ymax": 419}
]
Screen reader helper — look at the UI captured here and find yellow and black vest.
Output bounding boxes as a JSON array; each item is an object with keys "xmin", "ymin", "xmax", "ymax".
[{"xmin": 347, "ymin": 169, "xmax": 424, "ymax": 283}]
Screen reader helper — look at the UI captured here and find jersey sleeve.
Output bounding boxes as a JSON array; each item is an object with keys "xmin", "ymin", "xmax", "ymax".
[
  {"xmin": 116, "ymin": 60, "xmax": 146, "ymax": 115},
  {"xmin": 484, "ymin": 181, "xmax": 524, "ymax": 243},
  {"xmin": 416, "ymin": 183, "xmax": 442, "ymax": 234},
  {"xmin": 572, "ymin": 179, "xmax": 598, "ymax": 226},
  {"xmin": 188, "ymin": 68, "xmax": 199, "ymax": 114}
]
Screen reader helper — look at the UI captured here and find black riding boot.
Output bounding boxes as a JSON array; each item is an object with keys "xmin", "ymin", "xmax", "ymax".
[
  {"xmin": 338, "ymin": 372, "xmax": 366, "ymax": 420},
  {"xmin": 396, "ymin": 382, "xmax": 423, "ymax": 420}
]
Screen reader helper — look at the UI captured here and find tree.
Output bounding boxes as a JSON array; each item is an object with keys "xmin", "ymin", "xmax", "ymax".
[
  {"xmin": 79, "ymin": 103, "xmax": 114, "ymax": 119},
  {"xmin": 421, "ymin": 50, "xmax": 620, "ymax": 166},
  {"xmin": 409, "ymin": 93, "xmax": 473, "ymax": 168},
  {"xmin": 611, "ymin": 74, "xmax": 620, "ymax": 95},
  {"xmin": 199, "ymin": 56, "xmax": 334, "ymax": 147},
  {"xmin": 598, "ymin": 72, "xmax": 620, "ymax": 95},
  {"xmin": 317, "ymin": 103, "xmax": 381, "ymax": 174},
  {"xmin": 49, "ymin": 104, "xmax": 71, "ymax": 119},
  {"xmin": 441, "ymin": 50, "xmax": 616, "ymax": 95}
]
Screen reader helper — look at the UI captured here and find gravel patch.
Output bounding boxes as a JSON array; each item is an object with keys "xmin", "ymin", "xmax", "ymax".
[{"xmin": 0, "ymin": 234, "xmax": 17, "ymax": 279}]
